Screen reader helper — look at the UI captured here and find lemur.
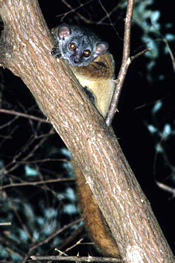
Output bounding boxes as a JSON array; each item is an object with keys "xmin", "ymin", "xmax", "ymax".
[{"xmin": 51, "ymin": 24, "xmax": 119, "ymax": 258}]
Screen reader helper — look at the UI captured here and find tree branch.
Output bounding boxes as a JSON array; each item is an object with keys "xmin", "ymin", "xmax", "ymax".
[
  {"xmin": 105, "ymin": 0, "xmax": 134, "ymax": 126},
  {"xmin": 105, "ymin": 0, "xmax": 150, "ymax": 126},
  {"xmin": 30, "ymin": 255, "xmax": 121, "ymax": 262},
  {"xmin": 0, "ymin": 0, "xmax": 174, "ymax": 262}
]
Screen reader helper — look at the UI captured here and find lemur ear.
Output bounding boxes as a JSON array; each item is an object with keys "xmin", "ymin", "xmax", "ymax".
[
  {"xmin": 58, "ymin": 24, "xmax": 71, "ymax": 40},
  {"xmin": 95, "ymin": 42, "xmax": 109, "ymax": 55}
]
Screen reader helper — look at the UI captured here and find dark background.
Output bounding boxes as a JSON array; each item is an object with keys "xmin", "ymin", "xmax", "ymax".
[{"xmin": 0, "ymin": 0, "xmax": 175, "ymax": 261}]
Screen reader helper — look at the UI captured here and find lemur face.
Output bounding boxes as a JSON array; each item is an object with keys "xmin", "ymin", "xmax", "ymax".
[{"xmin": 52, "ymin": 24, "xmax": 108, "ymax": 67}]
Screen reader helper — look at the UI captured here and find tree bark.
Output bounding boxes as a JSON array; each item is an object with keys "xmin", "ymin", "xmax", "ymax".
[{"xmin": 0, "ymin": 0, "xmax": 174, "ymax": 262}]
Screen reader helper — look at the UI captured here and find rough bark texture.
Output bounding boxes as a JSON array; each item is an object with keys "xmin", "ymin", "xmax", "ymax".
[{"xmin": 0, "ymin": 1, "xmax": 174, "ymax": 262}]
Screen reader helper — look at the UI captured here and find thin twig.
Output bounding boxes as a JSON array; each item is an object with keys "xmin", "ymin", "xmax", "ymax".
[
  {"xmin": 59, "ymin": 0, "xmax": 93, "ymax": 23},
  {"xmin": 0, "ymin": 177, "xmax": 75, "ymax": 190},
  {"xmin": 21, "ymin": 219, "xmax": 82, "ymax": 263},
  {"xmin": 105, "ymin": 3, "xmax": 152, "ymax": 126},
  {"xmin": 148, "ymin": 21, "xmax": 175, "ymax": 72},
  {"xmin": 5, "ymin": 192, "xmax": 34, "ymax": 242},
  {"xmin": 1, "ymin": 128, "xmax": 54, "ymax": 175},
  {"xmin": 30, "ymin": 255, "xmax": 122, "ymax": 262},
  {"xmin": 0, "ymin": 108, "xmax": 49, "ymax": 123},
  {"xmin": 58, "ymin": 225, "xmax": 84, "ymax": 251},
  {"xmin": 0, "ymin": 222, "xmax": 11, "ymax": 226},
  {"xmin": 162, "ymin": 38, "xmax": 175, "ymax": 72},
  {"xmin": 130, "ymin": 48, "xmax": 151, "ymax": 62},
  {"xmin": 105, "ymin": 0, "xmax": 135, "ymax": 126},
  {"xmin": 64, "ymin": 238, "xmax": 83, "ymax": 253},
  {"xmin": 156, "ymin": 181, "xmax": 175, "ymax": 195}
]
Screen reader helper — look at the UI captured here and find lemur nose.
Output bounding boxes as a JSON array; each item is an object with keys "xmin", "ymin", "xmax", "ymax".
[
  {"xmin": 73, "ymin": 58, "xmax": 79, "ymax": 63},
  {"xmin": 73, "ymin": 51, "xmax": 82, "ymax": 64}
]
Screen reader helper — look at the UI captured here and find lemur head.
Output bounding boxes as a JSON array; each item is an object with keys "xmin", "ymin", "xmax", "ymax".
[{"xmin": 55, "ymin": 24, "xmax": 109, "ymax": 67}]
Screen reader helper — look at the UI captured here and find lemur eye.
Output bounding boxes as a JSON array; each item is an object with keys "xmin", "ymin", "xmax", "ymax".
[
  {"xmin": 69, "ymin": 43, "xmax": 76, "ymax": 51},
  {"xmin": 83, "ymin": 50, "xmax": 91, "ymax": 57}
]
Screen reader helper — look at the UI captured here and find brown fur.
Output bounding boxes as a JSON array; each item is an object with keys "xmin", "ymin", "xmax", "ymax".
[{"xmin": 74, "ymin": 163, "xmax": 120, "ymax": 257}]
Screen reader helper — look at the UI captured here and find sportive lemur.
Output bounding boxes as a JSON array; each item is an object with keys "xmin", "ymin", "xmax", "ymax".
[
  {"xmin": 51, "ymin": 23, "xmax": 119, "ymax": 257},
  {"xmin": 51, "ymin": 24, "xmax": 119, "ymax": 258},
  {"xmin": 51, "ymin": 24, "xmax": 115, "ymax": 118}
]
